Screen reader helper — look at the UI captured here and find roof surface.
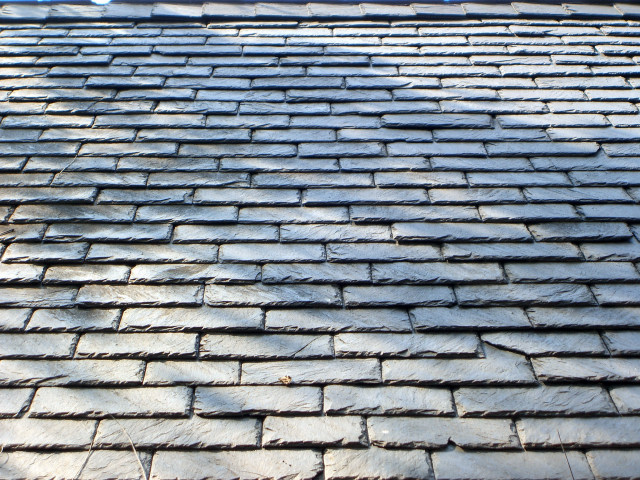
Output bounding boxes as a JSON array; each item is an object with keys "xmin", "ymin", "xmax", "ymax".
[{"xmin": 0, "ymin": 2, "xmax": 640, "ymax": 479}]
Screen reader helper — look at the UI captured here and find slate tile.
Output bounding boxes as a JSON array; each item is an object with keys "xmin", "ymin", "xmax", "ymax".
[
  {"xmin": 383, "ymin": 345, "xmax": 536, "ymax": 385},
  {"xmin": 344, "ymin": 285, "xmax": 455, "ymax": 307},
  {"xmin": 0, "ymin": 418, "xmax": 95, "ymax": 448},
  {"xmin": 443, "ymin": 242, "xmax": 583, "ymax": 261},
  {"xmin": 586, "ymin": 450, "xmax": 640, "ymax": 480},
  {"xmin": 335, "ymin": 332, "xmax": 479, "ymax": 357},
  {"xmin": 529, "ymin": 222, "xmax": 633, "ymax": 242},
  {"xmin": 95, "ymin": 417, "xmax": 256, "ymax": 448},
  {"xmin": 456, "ymin": 283, "xmax": 595, "ymax": 306},
  {"xmin": 328, "ymin": 243, "xmax": 441, "ymax": 262},
  {"xmin": 120, "ymin": 306, "xmax": 262, "ymax": 332},
  {"xmin": 241, "ymin": 359, "xmax": 381, "ymax": 384},
  {"xmin": 45, "ymin": 223, "xmax": 171, "ymax": 242},
  {"xmin": 12, "ymin": 205, "xmax": 135, "ymax": 223},
  {"xmin": 432, "ymin": 451, "xmax": 592, "ymax": 480},
  {"xmin": 136, "ymin": 206, "xmax": 237, "ymax": 223},
  {"xmin": 30, "ymin": 386, "xmax": 191, "ymax": 417},
  {"xmin": 351, "ymin": 205, "xmax": 479, "ymax": 222},
  {"xmin": 325, "ymin": 448, "xmax": 433, "ymax": 480},
  {"xmin": 0, "ymin": 359, "xmax": 143, "ymax": 386},
  {"xmin": 86, "ymin": 243, "xmax": 218, "ymax": 263},
  {"xmin": 130, "ymin": 263, "xmax": 259, "ymax": 284},
  {"xmin": 266, "ymin": 308, "xmax": 411, "ymax": 333},
  {"xmin": 26, "ymin": 309, "xmax": 120, "ymax": 332},
  {"xmin": 0, "ymin": 264, "xmax": 44, "ymax": 284},
  {"xmin": 455, "ymin": 386, "xmax": 615, "ymax": 417},
  {"xmin": 205, "ymin": 284, "xmax": 340, "ymax": 307},
  {"xmin": 201, "ymin": 333, "xmax": 332, "ymax": 359},
  {"xmin": 324, "ymin": 385, "xmax": 453, "ymax": 415},
  {"xmin": 77, "ymin": 285, "xmax": 202, "ymax": 307},
  {"xmin": 369, "ymin": 416, "xmax": 518, "ymax": 448},
  {"xmin": 76, "ymin": 332, "xmax": 197, "ymax": 359},
  {"xmin": 0, "ymin": 451, "xmax": 151, "ymax": 479},
  {"xmin": 152, "ymin": 451, "xmax": 322, "ymax": 480},
  {"xmin": 533, "ymin": 356, "xmax": 640, "ymax": 382},
  {"xmin": 0, "ymin": 388, "xmax": 33, "ymax": 417}
]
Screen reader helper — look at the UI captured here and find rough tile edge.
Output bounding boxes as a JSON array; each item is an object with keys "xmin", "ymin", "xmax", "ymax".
[{"xmin": 0, "ymin": 2, "xmax": 636, "ymax": 22}]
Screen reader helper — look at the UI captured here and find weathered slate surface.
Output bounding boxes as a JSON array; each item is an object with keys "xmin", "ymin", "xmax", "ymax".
[{"xmin": 1, "ymin": 2, "xmax": 639, "ymax": 478}]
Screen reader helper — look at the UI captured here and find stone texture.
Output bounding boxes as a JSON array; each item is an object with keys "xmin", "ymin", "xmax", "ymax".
[
  {"xmin": 456, "ymin": 283, "xmax": 595, "ymax": 306},
  {"xmin": 201, "ymin": 333, "xmax": 331, "ymax": 359},
  {"xmin": 432, "ymin": 451, "xmax": 593, "ymax": 480},
  {"xmin": 518, "ymin": 417, "xmax": 640, "ymax": 448},
  {"xmin": 601, "ymin": 330, "xmax": 640, "ymax": 355},
  {"xmin": 368, "ymin": 417, "xmax": 519, "ymax": 448},
  {"xmin": 343, "ymin": 285, "xmax": 455, "ymax": 307},
  {"xmin": 205, "ymin": 283, "xmax": 340, "ymax": 306},
  {"xmin": 0, "ymin": 333, "xmax": 75, "ymax": 358},
  {"xmin": 324, "ymin": 448, "xmax": 434, "ymax": 480},
  {"xmin": 95, "ymin": 417, "xmax": 259, "ymax": 448},
  {"xmin": 482, "ymin": 331, "xmax": 606, "ymax": 356},
  {"xmin": 0, "ymin": 418, "xmax": 95, "ymax": 448},
  {"xmin": 411, "ymin": 307, "xmax": 531, "ymax": 330},
  {"xmin": 44, "ymin": 265, "xmax": 130, "ymax": 284},
  {"xmin": 263, "ymin": 415, "xmax": 366, "ymax": 446},
  {"xmin": 144, "ymin": 361, "xmax": 239, "ymax": 385},
  {"xmin": 0, "ymin": 451, "xmax": 152, "ymax": 480},
  {"xmin": 30, "ymin": 386, "xmax": 192, "ymax": 417},
  {"xmin": 76, "ymin": 333, "xmax": 197, "ymax": 358},
  {"xmin": 527, "ymin": 307, "xmax": 640, "ymax": 328},
  {"xmin": 195, "ymin": 386, "xmax": 322, "ymax": 415},
  {"xmin": 266, "ymin": 308, "xmax": 411, "ymax": 332},
  {"xmin": 609, "ymin": 386, "xmax": 640, "ymax": 414},
  {"xmin": 0, "ymin": 388, "xmax": 33, "ymax": 417},
  {"xmin": 0, "ymin": 359, "xmax": 144, "ymax": 386},
  {"xmin": 119, "ymin": 306, "xmax": 262, "ymax": 332},
  {"xmin": 533, "ymin": 357, "xmax": 640, "ymax": 383},
  {"xmin": 242, "ymin": 359, "xmax": 381, "ymax": 385},
  {"xmin": 0, "ymin": 287, "xmax": 77, "ymax": 307},
  {"xmin": 76, "ymin": 285, "xmax": 202, "ymax": 306},
  {"xmin": 455, "ymin": 386, "xmax": 615, "ymax": 416},
  {"xmin": 334, "ymin": 332, "xmax": 479, "ymax": 357},
  {"xmin": 151, "ymin": 450, "xmax": 323, "ymax": 480},
  {"xmin": 324, "ymin": 385, "xmax": 453, "ymax": 415},
  {"xmin": 586, "ymin": 450, "xmax": 640, "ymax": 480},
  {"xmin": 383, "ymin": 345, "xmax": 536, "ymax": 385},
  {"xmin": 27, "ymin": 309, "xmax": 120, "ymax": 332}
]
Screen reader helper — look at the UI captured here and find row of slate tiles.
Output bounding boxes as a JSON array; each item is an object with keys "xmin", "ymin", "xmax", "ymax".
[
  {"xmin": 1, "ymin": 143, "xmax": 640, "ymax": 158},
  {"xmin": 1, "ymin": 282, "xmax": 640, "ymax": 306},
  {"xmin": 2, "ymin": 258, "xmax": 640, "ymax": 284},
  {"xmin": 3, "ymin": 186, "xmax": 640, "ymax": 204},
  {"xmin": 3, "ymin": 203, "xmax": 640, "ymax": 223},
  {"xmin": 1, "ymin": 2, "xmax": 639, "ymax": 21},
  {"xmin": 2, "ymin": 153, "xmax": 640, "ymax": 172},
  {"xmin": 0, "ymin": 329, "xmax": 639, "ymax": 358},
  {"xmin": 3, "ymin": 78, "xmax": 640, "ymax": 92},
  {"xmin": 1, "ymin": 448, "xmax": 639, "ymax": 480},
  {"xmin": 4, "ymin": 21, "xmax": 640, "ymax": 35},
  {"xmin": 6, "ymin": 127, "xmax": 640, "ymax": 144},
  {"xmin": 0, "ymin": 347, "xmax": 639, "ymax": 386},
  {"xmin": 3, "ymin": 305, "xmax": 640, "ymax": 331},
  {"xmin": 1, "ymin": 415, "xmax": 640, "ymax": 448}
]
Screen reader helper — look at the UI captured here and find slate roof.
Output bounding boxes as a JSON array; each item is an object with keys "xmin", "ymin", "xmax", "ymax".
[{"xmin": 1, "ymin": 1, "xmax": 640, "ymax": 479}]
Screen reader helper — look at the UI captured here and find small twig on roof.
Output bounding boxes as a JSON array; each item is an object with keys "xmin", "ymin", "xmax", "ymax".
[
  {"xmin": 74, "ymin": 434, "xmax": 95, "ymax": 480},
  {"xmin": 109, "ymin": 415, "xmax": 148, "ymax": 480},
  {"xmin": 557, "ymin": 430, "xmax": 576, "ymax": 480}
]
